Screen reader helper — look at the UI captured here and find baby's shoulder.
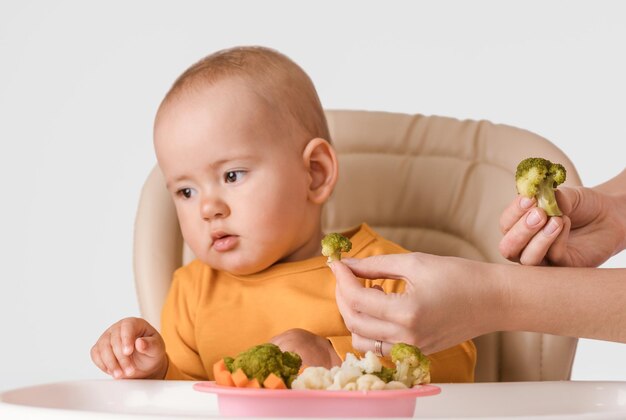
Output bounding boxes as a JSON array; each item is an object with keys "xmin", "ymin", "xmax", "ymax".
[
  {"xmin": 172, "ymin": 259, "xmax": 216, "ymax": 290},
  {"xmin": 357, "ymin": 224, "xmax": 410, "ymax": 256}
]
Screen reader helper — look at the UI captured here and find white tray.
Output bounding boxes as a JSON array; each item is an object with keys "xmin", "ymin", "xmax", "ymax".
[{"xmin": 2, "ymin": 379, "xmax": 626, "ymax": 419}]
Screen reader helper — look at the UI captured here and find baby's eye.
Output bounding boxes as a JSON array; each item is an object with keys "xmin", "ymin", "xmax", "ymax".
[
  {"xmin": 224, "ymin": 170, "xmax": 246, "ymax": 184},
  {"xmin": 176, "ymin": 188, "xmax": 195, "ymax": 199}
]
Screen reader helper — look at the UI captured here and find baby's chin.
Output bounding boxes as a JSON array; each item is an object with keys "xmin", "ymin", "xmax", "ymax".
[{"xmin": 200, "ymin": 256, "xmax": 274, "ymax": 276}]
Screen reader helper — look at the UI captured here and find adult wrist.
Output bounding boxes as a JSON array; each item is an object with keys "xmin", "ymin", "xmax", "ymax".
[
  {"xmin": 486, "ymin": 262, "xmax": 517, "ymax": 333},
  {"xmin": 471, "ymin": 261, "xmax": 512, "ymax": 335}
]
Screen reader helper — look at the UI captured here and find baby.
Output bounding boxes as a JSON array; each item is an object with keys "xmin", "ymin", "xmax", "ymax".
[{"xmin": 90, "ymin": 46, "xmax": 476, "ymax": 382}]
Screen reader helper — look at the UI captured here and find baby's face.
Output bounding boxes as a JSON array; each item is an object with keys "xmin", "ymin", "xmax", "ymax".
[{"xmin": 154, "ymin": 79, "xmax": 321, "ymax": 275}]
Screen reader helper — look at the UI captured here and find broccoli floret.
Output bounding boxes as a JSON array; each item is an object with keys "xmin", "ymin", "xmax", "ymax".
[
  {"xmin": 223, "ymin": 356, "xmax": 234, "ymax": 372},
  {"xmin": 515, "ymin": 157, "xmax": 567, "ymax": 216},
  {"xmin": 390, "ymin": 343, "xmax": 431, "ymax": 386},
  {"xmin": 281, "ymin": 350, "xmax": 303, "ymax": 387},
  {"xmin": 321, "ymin": 233, "xmax": 352, "ymax": 263},
  {"xmin": 230, "ymin": 343, "xmax": 302, "ymax": 386},
  {"xmin": 372, "ymin": 366, "xmax": 395, "ymax": 383}
]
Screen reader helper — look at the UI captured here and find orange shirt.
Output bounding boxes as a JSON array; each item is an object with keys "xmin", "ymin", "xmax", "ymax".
[{"xmin": 162, "ymin": 223, "xmax": 476, "ymax": 383}]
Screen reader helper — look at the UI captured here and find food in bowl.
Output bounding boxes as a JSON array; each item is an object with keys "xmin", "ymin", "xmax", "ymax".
[{"xmin": 213, "ymin": 342, "xmax": 430, "ymax": 391}]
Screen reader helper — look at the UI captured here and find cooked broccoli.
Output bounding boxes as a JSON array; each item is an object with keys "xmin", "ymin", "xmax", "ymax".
[
  {"xmin": 515, "ymin": 157, "xmax": 567, "ymax": 216},
  {"xmin": 390, "ymin": 343, "xmax": 431, "ymax": 386},
  {"xmin": 223, "ymin": 356, "xmax": 234, "ymax": 372},
  {"xmin": 281, "ymin": 350, "xmax": 304, "ymax": 387},
  {"xmin": 372, "ymin": 366, "xmax": 396, "ymax": 383},
  {"xmin": 321, "ymin": 233, "xmax": 352, "ymax": 263},
  {"xmin": 229, "ymin": 343, "xmax": 302, "ymax": 387}
]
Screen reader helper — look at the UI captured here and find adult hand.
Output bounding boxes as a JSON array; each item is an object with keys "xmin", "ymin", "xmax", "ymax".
[
  {"xmin": 90, "ymin": 317, "xmax": 168, "ymax": 379},
  {"xmin": 332, "ymin": 254, "xmax": 501, "ymax": 356},
  {"xmin": 499, "ymin": 186, "xmax": 624, "ymax": 267},
  {"xmin": 270, "ymin": 328, "xmax": 342, "ymax": 368}
]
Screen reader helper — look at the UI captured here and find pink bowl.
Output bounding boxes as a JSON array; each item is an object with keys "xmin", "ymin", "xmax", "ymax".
[{"xmin": 193, "ymin": 381, "xmax": 441, "ymax": 417}]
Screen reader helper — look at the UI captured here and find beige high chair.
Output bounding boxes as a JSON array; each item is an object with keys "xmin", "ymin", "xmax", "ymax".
[{"xmin": 134, "ymin": 110, "xmax": 581, "ymax": 382}]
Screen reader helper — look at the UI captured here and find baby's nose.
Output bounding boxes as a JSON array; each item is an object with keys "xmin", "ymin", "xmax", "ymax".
[{"xmin": 200, "ymin": 196, "xmax": 229, "ymax": 220}]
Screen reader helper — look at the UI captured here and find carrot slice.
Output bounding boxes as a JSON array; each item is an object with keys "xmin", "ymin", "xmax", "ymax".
[
  {"xmin": 263, "ymin": 373, "xmax": 287, "ymax": 389},
  {"xmin": 212, "ymin": 359, "xmax": 235, "ymax": 387},
  {"xmin": 231, "ymin": 368, "xmax": 249, "ymax": 387},
  {"xmin": 298, "ymin": 365, "xmax": 308, "ymax": 375},
  {"xmin": 213, "ymin": 359, "xmax": 229, "ymax": 377},
  {"xmin": 215, "ymin": 370, "xmax": 235, "ymax": 387},
  {"xmin": 245, "ymin": 378, "xmax": 261, "ymax": 388}
]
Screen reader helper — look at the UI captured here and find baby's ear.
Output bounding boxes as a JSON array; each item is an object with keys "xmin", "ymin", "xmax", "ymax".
[{"xmin": 302, "ymin": 138, "xmax": 338, "ymax": 204}]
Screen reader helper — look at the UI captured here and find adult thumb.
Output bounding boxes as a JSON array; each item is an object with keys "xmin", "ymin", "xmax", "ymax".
[{"xmin": 341, "ymin": 253, "xmax": 417, "ymax": 282}]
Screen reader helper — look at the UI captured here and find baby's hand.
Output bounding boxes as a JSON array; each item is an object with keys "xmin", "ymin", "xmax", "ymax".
[
  {"xmin": 270, "ymin": 328, "xmax": 341, "ymax": 369},
  {"xmin": 90, "ymin": 317, "xmax": 168, "ymax": 379}
]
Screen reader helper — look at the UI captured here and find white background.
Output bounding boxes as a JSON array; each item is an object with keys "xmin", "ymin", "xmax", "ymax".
[{"xmin": 1, "ymin": 0, "xmax": 624, "ymax": 392}]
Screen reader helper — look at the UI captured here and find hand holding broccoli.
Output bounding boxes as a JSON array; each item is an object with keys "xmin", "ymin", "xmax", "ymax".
[{"xmin": 501, "ymin": 158, "xmax": 623, "ymax": 267}]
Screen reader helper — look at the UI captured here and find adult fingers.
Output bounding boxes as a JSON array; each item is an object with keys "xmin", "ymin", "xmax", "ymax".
[
  {"xmin": 518, "ymin": 216, "xmax": 565, "ymax": 266},
  {"xmin": 351, "ymin": 333, "xmax": 393, "ymax": 358},
  {"xmin": 554, "ymin": 189, "xmax": 574, "ymax": 216},
  {"xmin": 333, "ymin": 262, "xmax": 415, "ymax": 335},
  {"xmin": 334, "ymin": 279, "xmax": 393, "ymax": 338},
  {"xmin": 343, "ymin": 309, "xmax": 410, "ymax": 348},
  {"xmin": 334, "ymin": 266, "xmax": 380, "ymax": 324},
  {"xmin": 498, "ymin": 207, "xmax": 548, "ymax": 262},
  {"xmin": 500, "ymin": 195, "xmax": 536, "ymax": 234},
  {"xmin": 337, "ymin": 253, "xmax": 418, "ymax": 282},
  {"xmin": 545, "ymin": 215, "xmax": 573, "ymax": 266},
  {"xmin": 332, "ymin": 261, "xmax": 398, "ymax": 323}
]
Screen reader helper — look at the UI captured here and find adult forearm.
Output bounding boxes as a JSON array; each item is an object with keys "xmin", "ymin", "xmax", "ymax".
[{"xmin": 496, "ymin": 264, "xmax": 626, "ymax": 343}]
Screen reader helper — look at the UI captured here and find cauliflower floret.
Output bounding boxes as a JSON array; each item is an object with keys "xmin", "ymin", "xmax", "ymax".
[
  {"xmin": 383, "ymin": 381, "xmax": 409, "ymax": 390},
  {"xmin": 356, "ymin": 374, "xmax": 386, "ymax": 391},
  {"xmin": 327, "ymin": 365, "xmax": 363, "ymax": 390},
  {"xmin": 291, "ymin": 346, "xmax": 428, "ymax": 391},
  {"xmin": 290, "ymin": 367, "xmax": 333, "ymax": 390},
  {"xmin": 342, "ymin": 382, "xmax": 358, "ymax": 391},
  {"xmin": 340, "ymin": 351, "xmax": 381, "ymax": 375},
  {"xmin": 357, "ymin": 351, "xmax": 383, "ymax": 374},
  {"xmin": 341, "ymin": 352, "xmax": 360, "ymax": 370}
]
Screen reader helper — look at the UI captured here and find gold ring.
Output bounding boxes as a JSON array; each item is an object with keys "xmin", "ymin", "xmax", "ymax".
[{"xmin": 374, "ymin": 339, "xmax": 383, "ymax": 357}]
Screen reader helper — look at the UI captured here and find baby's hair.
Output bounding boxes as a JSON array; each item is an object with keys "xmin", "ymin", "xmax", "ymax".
[{"xmin": 162, "ymin": 46, "xmax": 330, "ymax": 143}]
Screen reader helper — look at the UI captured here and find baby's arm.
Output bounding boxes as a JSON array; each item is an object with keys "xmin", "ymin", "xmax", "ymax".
[
  {"xmin": 270, "ymin": 328, "xmax": 341, "ymax": 369},
  {"xmin": 90, "ymin": 317, "xmax": 168, "ymax": 379}
]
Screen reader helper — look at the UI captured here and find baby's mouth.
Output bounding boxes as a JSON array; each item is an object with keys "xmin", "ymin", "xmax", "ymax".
[{"xmin": 211, "ymin": 232, "xmax": 239, "ymax": 252}]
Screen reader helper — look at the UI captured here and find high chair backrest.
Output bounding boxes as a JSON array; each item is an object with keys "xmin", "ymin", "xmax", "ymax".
[{"xmin": 134, "ymin": 110, "xmax": 580, "ymax": 382}]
